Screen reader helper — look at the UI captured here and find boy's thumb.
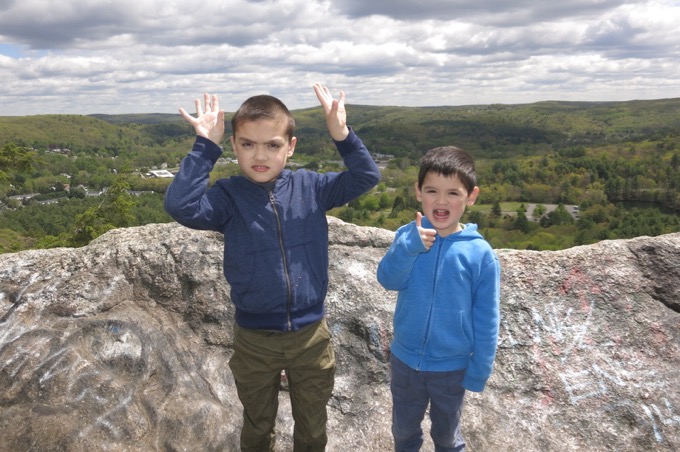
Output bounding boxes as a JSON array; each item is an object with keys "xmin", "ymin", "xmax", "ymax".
[{"xmin": 416, "ymin": 211, "xmax": 422, "ymax": 228}]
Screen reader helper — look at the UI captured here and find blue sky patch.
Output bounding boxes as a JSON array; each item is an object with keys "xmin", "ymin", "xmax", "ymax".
[{"xmin": 0, "ymin": 44, "xmax": 24, "ymax": 58}]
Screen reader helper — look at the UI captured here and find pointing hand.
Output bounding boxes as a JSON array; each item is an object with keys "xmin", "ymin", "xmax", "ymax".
[{"xmin": 416, "ymin": 212, "xmax": 437, "ymax": 251}]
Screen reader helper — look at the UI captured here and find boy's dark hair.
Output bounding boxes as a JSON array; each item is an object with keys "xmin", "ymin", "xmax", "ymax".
[
  {"xmin": 231, "ymin": 94, "xmax": 296, "ymax": 141},
  {"xmin": 418, "ymin": 146, "xmax": 477, "ymax": 194}
]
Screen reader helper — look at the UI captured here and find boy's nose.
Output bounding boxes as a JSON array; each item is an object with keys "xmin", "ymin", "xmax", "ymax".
[{"xmin": 253, "ymin": 146, "xmax": 267, "ymax": 161}]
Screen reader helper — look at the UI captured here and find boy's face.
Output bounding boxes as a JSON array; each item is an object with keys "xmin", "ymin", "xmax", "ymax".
[
  {"xmin": 415, "ymin": 171, "xmax": 479, "ymax": 237},
  {"xmin": 230, "ymin": 118, "xmax": 297, "ymax": 184}
]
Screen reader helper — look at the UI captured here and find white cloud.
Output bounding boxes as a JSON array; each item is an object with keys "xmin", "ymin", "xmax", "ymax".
[{"xmin": 0, "ymin": 0, "xmax": 678, "ymax": 115}]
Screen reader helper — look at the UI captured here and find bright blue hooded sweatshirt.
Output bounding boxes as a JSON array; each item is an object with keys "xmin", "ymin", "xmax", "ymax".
[
  {"xmin": 377, "ymin": 217, "xmax": 501, "ymax": 392},
  {"xmin": 165, "ymin": 130, "xmax": 380, "ymax": 332}
]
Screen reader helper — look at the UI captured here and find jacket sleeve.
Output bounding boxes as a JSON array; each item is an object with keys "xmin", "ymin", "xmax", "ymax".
[
  {"xmin": 163, "ymin": 136, "xmax": 229, "ymax": 231},
  {"xmin": 463, "ymin": 252, "xmax": 501, "ymax": 392},
  {"xmin": 317, "ymin": 128, "xmax": 381, "ymax": 209},
  {"xmin": 377, "ymin": 222, "xmax": 426, "ymax": 291}
]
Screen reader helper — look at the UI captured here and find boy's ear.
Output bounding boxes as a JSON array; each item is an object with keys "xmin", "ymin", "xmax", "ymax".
[
  {"xmin": 287, "ymin": 136, "xmax": 297, "ymax": 157},
  {"xmin": 467, "ymin": 186, "xmax": 480, "ymax": 206},
  {"xmin": 414, "ymin": 181, "xmax": 423, "ymax": 202}
]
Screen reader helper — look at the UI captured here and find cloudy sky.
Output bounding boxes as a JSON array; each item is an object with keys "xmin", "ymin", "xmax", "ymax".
[{"xmin": 1, "ymin": 0, "xmax": 679, "ymax": 116}]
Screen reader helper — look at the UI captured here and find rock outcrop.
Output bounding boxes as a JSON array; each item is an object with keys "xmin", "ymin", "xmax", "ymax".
[{"xmin": 1, "ymin": 218, "xmax": 678, "ymax": 451}]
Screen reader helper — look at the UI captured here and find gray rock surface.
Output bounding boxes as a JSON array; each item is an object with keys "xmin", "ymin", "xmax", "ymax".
[{"xmin": 1, "ymin": 217, "xmax": 678, "ymax": 451}]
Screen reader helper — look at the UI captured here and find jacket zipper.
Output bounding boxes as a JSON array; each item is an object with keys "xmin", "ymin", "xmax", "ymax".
[
  {"xmin": 268, "ymin": 189, "xmax": 293, "ymax": 331},
  {"xmin": 417, "ymin": 237, "xmax": 442, "ymax": 370}
]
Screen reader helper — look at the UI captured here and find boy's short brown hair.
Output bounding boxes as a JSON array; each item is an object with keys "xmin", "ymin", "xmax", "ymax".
[
  {"xmin": 231, "ymin": 95, "xmax": 296, "ymax": 141},
  {"xmin": 417, "ymin": 146, "xmax": 477, "ymax": 194}
]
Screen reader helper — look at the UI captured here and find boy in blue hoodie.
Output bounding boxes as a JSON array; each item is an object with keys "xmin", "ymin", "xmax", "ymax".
[
  {"xmin": 165, "ymin": 85, "xmax": 380, "ymax": 451},
  {"xmin": 377, "ymin": 146, "xmax": 500, "ymax": 452}
]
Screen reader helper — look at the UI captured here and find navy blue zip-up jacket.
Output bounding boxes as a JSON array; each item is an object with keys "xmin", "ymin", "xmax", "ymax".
[{"xmin": 164, "ymin": 129, "xmax": 380, "ymax": 331}]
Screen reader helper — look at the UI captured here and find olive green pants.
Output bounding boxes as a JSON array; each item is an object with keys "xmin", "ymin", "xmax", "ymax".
[{"xmin": 229, "ymin": 319, "xmax": 336, "ymax": 452}]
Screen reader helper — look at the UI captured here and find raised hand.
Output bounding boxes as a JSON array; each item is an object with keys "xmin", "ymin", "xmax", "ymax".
[
  {"xmin": 313, "ymin": 83, "xmax": 350, "ymax": 141},
  {"xmin": 179, "ymin": 93, "xmax": 225, "ymax": 146},
  {"xmin": 416, "ymin": 212, "xmax": 437, "ymax": 251}
]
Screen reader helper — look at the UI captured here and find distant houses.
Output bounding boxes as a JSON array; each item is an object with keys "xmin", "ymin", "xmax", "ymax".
[{"xmin": 145, "ymin": 169, "xmax": 174, "ymax": 178}]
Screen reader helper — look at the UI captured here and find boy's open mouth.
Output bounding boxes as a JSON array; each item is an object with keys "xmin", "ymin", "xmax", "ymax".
[{"xmin": 433, "ymin": 209, "xmax": 449, "ymax": 219}]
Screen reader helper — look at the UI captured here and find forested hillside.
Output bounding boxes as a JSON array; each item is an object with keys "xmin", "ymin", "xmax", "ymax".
[{"xmin": 1, "ymin": 98, "xmax": 679, "ymax": 252}]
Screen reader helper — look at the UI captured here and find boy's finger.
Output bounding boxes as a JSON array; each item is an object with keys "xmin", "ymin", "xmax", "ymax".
[
  {"xmin": 416, "ymin": 212, "xmax": 422, "ymax": 228},
  {"xmin": 329, "ymin": 99, "xmax": 339, "ymax": 119},
  {"xmin": 179, "ymin": 108, "xmax": 195, "ymax": 122},
  {"xmin": 313, "ymin": 84, "xmax": 329, "ymax": 107}
]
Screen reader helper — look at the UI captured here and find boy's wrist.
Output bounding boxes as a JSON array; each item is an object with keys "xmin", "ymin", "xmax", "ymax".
[
  {"xmin": 331, "ymin": 126, "xmax": 350, "ymax": 142},
  {"xmin": 196, "ymin": 134, "xmax": 222, "ymax": 146},
  {"xmin": 194, "ymin": 135, "xmax": 223, "ymax": 160}
]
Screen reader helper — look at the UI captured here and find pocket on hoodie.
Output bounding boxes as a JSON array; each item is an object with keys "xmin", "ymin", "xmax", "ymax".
[
  {"xmin": 223, "ymin": 250, "xmax": 256, "ymax": 295},
  {"xmin": 224, "ymin": 246, "xmax": 285, "ymax": 311},
  {"xmin": 426, "ymin": 309, "xmax": 472, "ymax": 359}
]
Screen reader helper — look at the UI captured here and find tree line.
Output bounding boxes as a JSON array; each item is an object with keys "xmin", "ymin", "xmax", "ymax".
[{"xmin": 1, "ymin": 98, "xmax": 679, "ymax": 253}]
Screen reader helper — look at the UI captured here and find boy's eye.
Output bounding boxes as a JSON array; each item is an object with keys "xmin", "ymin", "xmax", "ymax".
[{"xmin": 268, "ymin": 143, "xmax": 281, "ymax": 150}]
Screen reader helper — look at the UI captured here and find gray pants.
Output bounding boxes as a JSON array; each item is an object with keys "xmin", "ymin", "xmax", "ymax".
[
  {"xmin": 229, "ymin": 319, "xmax": 336, "ymax": 452},
  {"xmin": 390, "ymin": 355, "xmax": 467, "ymax": 452}
]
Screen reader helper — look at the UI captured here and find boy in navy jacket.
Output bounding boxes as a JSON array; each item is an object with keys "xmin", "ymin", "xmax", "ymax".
[
  {"xmin": 165, "ymin": 85, "xmax": 380, "ymax": 451},
  {"xmin": 377, "ymin": 146, "xmax": 500, "ymax": 451}
]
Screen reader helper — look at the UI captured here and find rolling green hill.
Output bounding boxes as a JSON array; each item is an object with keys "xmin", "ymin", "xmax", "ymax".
[
  {"xmin": 1, "ymin": 97, "xmax": 679, "ymax": 253},
  {"xmin": 2, "ymin": 97, "xmax": 679, "ymax": 158}
]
